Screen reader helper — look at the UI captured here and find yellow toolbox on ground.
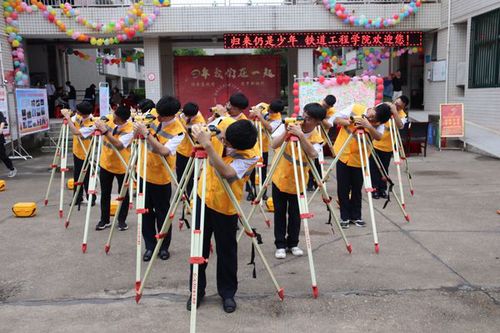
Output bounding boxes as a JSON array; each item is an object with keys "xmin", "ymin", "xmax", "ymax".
[
  {"xmin": 0, "ymin": 179, "xmax": 5, "ymax": 191},
  {"xmin": 110, "ymin": 200, "xmax": 119, "ymax": 216},
  {"xmin": 67, "ymin": 178, "xmax": 74, "ymax": 190},
  {"xmin": 12, "ymin": 202, "xmax": 37, "ymax": 217},
  {"xmin": 266, "ymin": 197, "xmax": 274, "ymax": 212}
]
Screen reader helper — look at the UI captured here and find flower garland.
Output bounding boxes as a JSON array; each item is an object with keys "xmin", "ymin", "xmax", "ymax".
[
  {"xmin": 322, "ymin": 0, "xmax": 421, "ymax": 29},
  {"xmin": 3, "ymin": 0, "xmax": 169, "ymax": 86},
  {"xmin": 63, "ymin": 47, "xmax": 144, "ymax": 66}
]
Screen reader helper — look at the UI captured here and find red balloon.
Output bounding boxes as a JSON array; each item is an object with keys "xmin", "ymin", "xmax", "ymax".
[
  {"xmin": 294, "ymin": 105, "xmax": 300, "ymax": 113},
  {"xmin": 377, "ymin": 84, "xmax": 384, "ymax": 91},
  {"xmin": 376, "ymin": 93, "xmax": 383, "ymax": 100},
  {"xmin": 336, "ymin": 76, "xmax": 343, "ymax": 85},
  {"xmin": 293, "ymin": 89, "xmax": 299, "ymax": 96},
  {"xmin": 318, "ymin": 76, "xmax": 325, "ymax": 84},
  {"xmin": 376, "ymin": 77, "xmax": 384, "ymax": 84},
  {"xmin": 343, "ymin": 76, "xmax": 351, "ymax": 84},
  {"xmin": 294, "ymin": 98, "xmax": 299, "ymax": 104},
  {"xmin": 375, "ymin": 99, "xmax": 381, "ymax": 105},
  {"xmin": 293, "ymin": 82, "xmax": 299, "ymax": 89}
]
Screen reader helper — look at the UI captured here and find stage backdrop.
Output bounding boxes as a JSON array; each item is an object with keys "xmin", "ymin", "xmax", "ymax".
[{"xmin": 174, "ymin": 55, "xmax": 280, "ymax": 117}]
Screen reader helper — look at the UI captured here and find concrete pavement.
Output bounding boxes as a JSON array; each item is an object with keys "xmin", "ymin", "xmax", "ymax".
[{"xmin": 0, "ymin": 147, "xmax": 499, "ymax": 332}]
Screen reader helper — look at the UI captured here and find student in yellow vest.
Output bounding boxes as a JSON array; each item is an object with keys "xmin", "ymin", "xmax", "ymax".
[
  {"xmin": 307, "ymin": 95, "xmax": 338, "ymax": 191},
  {"xmin": 176, "ymin": 102, "xmax": 206, "ymax": 196},
  {"xmin": 187, "ymin": 118, "xmax": 258, "ymax": 314},
  {"xmin": 370, "ymin": 96, "xmax": 409, "ymax": 199},
  {"xmin": 93, "ymin": 105, "xmax": 134, "ymax": 231},
  {"xmin": 63, "ymin": 102, "xmax": 95, "ymax": 206},
  {"xmin": 247, "ymin": 99, "xmax": 284, "ymax": 200},
  {"xmin": 137, "ymin": 98, "xmax": 155, "ymax": 115},
  {"xmin": 271, "ymin": 103, "xmax": 326, "ymax": 259},
  {"xmin": 133, "ymin": 96, "xmax": 185, "ymax": 262},
  {"xmin": 330, "ymin": 103, "xmax": 392, "ymax": 229}
]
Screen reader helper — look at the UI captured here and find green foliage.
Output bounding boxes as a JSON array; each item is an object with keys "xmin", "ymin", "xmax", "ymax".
[
  {"xmin": 132, "ymin": 88, "xmax": 145, "ymax": 101},
  {"xmin": 173, "ymin": 48, "xmax": 207, "ymax": 56}
]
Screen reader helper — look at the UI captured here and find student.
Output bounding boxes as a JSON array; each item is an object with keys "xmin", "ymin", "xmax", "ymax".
[
  {"xmin": 331, "ymin": 103, "xmax": 392, "ymax": 229},
  {"xmin": 94, "ymin": 105, "xmax": 134, "ymax": 231},
  {"xmin": 247, "ymin": 99, "xmax": 284, "ymax": 200},
  {"xmin": 188, "ymin": 118, "xmax": 258, "ymax": 314},
  {"xmin": 63, "ymin": 102, "xmax": 95, "ymax": 205},
  {"xmin": 209, "ymin": 92, "xmax": 249, "ymax": 123},
  {"xmin": 271, "ymin": 103, "xmax": 326, "ymax": 259},
  {"xmin": 176, "ymin": 102, "xmax": 206, "ymax": 196},
  {"xmin": 133, "ymin": 96, "xmax": 185, "ymax": 262},
  {"xmin": 370, "ymin": 96, "xmax": 409, "ymax": 199},
  {"xmin": 0, "ymin": 112, "xmax": 16, "ymax": 177},
  {"xmin": 307, "ymin": 94, "xmax": 337, "ymax": 191}
]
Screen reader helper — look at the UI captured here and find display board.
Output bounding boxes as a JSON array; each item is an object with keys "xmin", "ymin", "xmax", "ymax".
[
  {"xmin": 0, "ymin": 87, "xmax": 10, "ymax": 137},
  {"xmin": 440, "ymin": 103, "xmax": 464, "ymax": 138},
  {"xmin": 15, "ymin": 88, "xmax": 49, "ymax": 137},
  {"xmin": 298, "ymin": 80, "xmax": 376, "ymax": 113}
]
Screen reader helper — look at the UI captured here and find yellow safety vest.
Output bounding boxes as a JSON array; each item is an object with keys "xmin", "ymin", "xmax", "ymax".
[
  {"xmin": 99, "ymin": 121, "xmax": 133, "ymax": 175},
  {"xmin": 198, "ymin": 138, "xmax": 258, "ymax": 216},
  {"xmin": 321, "ymin": 107, "xmax": 336, "ymax": 143},
  {"xmin": 177, "ymin": 112, "xmax": 206, "ymax": 157},
  {"xmin": 72, "ymin": 116, "xmax": 94, "ymax": 160},
  {"xmin": 373, "ymin": 110, "xmax": 407, "ymax": 152},
  {"xmin": 260, "ymin": 112, "xmax": 282, "ymax": 154},
  {"xmin": 272, "ymin": 128, "xmax": 323, "ymax": 195},
  {"xmin": 333, "ymin": 103, "xmax": 372, "ymax": 168},
  {"xmin": 139, "ymin": 118, "xmax": 184, "ymax": 185}
]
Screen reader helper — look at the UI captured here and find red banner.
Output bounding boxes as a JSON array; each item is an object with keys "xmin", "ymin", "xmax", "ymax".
[{"xmin": 174, "ymin": 55, "xmax": 281, "ymax": 117}]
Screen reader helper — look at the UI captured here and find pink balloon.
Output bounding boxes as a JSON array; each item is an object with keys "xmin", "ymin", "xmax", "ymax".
[
  {"xmin": 370, "ymin": 76, "xmax": 377, "ymax": 83},
  {"xmin": 362, "ymin": 75, "xmax": 369, "ymax": 82},
  {"xmin": 352, "ymin": 76, "xmax": 359, "ymax": 83}
]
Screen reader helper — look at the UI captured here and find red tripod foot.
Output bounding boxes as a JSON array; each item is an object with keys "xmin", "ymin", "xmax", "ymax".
[
  {"xmin": 64, "ymin": 220, "xmax": 70, "ymax": 228},
  {"xmin": 265, "ymin": 220, "xmax": 271, "ymax": 228},
  {"xmin": 44, "ymin": 199, "xmax": 48, "ymax": 206},
  {"xmin": 278, "ymin": 288, "xmax": 285, "ymax": 301},
  {"xmin": 135, "ymin": 292, "xmax": 142, "ymax": 304},
  {"xmin": 402, "ymin": 203, "xmax": 406, "ymax": 210},
  {"xmin": 178, "ymin": 220, "xmax": 184, "ymax": 231},
  {"xmin": 104, "ymin": 244, "xmax": 110, "ymax": 254},
  {"xmin": 410, "ymin": 190, "xmax": 414, "ymax": 196},
  {"xmin": 82, "ymin": 243, "xmax": 87, "ymax": 253},
  {"xmin": 135, "ymin": 281, "xmax": 141, "ymax": 292},
  {"xmin": 374, "ymin": 243, "xmax": 380, "ymax": 254},
  {"xmin": 312, "ymin": 286, "xmax": 319, "ymax": 299},
  {"xmin": 405, "ymin": 214, "xmax": 411, "ymax": 222},
  {"xmin": 346, "ymin": 244, "xmax": 353, "ymax": 254},
  {"xmin": 59, "ymin": 210, "xmax": 63, "ymax": 219}
]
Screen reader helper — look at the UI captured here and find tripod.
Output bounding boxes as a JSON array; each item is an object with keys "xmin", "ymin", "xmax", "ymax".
[
  {"xmin": 252, "ymin": 118, "xmax": 272, "ymax": 228},
  {"xmin": 395, "ymin": 123, "xmax": 415, "ymax": 196}
]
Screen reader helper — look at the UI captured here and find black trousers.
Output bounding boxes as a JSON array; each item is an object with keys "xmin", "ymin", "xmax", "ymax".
[
  {"xmin": 307, "ymin": 158, "xmax": 322, "ymax": 188},
  {"xmin": 141, "ymin": 180, "xmax": 172, "ymax": 251},
  {"xmin": 48, "ymin": 96, "xmax": 56, "ymax": 118},
  {"xmin": 190, "ymin": 196, "xmax": 238, "ymax": 299},
  {"xmin": 0, "ymin": 140, "xmax": 14, "ymax": 170},
  {"xmin": 248, "ymin": 152, "xmax": 268, "ymax": 194},
  {"xmin": 336, "ymin": 161, "xmax": 363, "ymax": 221},
  {"xmin": 272, "ymin": 183, "xmax": 301, "ymax": 249},
  {"xmin": 176, "ymin": 153, "xmax": 194, "ymax": 197},
  {"xmin": 99, "ymin": 167, "xmax": 129, "ymax": 224},
  {"xmin": 73, "ymin": 155, "xmax": 90, "ymax": 202},
  {"xmin": 369, "ymin": 149, "xmax": 392, "ymax": 193}
]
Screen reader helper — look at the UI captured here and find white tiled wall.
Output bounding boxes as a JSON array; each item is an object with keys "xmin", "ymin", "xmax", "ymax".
[{"xmin": 143, "ymin": 38, "xmax": 162, "ymax": 102}]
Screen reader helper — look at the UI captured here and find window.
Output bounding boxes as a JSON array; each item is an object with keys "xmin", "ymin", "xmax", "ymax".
[{"xmin": 469, "ymin": 8, "xmax": 500, "ymax": 88}]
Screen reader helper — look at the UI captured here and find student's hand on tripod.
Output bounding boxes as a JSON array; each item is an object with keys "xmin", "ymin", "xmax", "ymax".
[
  {"xmin": 133, "ymin": 122, "xmax": 149, "ymax": 137},
  {"xmin": 191, "ymin": 124, "xmax": 211, "ymax": 148},
  {"xmin": 61, "ymin": 109, "xmax": 71, "ymax": 120},
  {"xmin": 287, "ymin": 123, "xmax": 304, "ymax": 139},
  {"xmin": 354, "ymin": 117, "xmax": 371, "ymax": 129},
  {"xmin": 94, "ymin": 120, "xmax": 107, "ymax": 133}
]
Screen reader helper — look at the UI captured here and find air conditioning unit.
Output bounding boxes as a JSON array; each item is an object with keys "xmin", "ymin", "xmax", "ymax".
[{"xmin": 456, "ymin": 62, "xmax": 466, "ymax": 86}]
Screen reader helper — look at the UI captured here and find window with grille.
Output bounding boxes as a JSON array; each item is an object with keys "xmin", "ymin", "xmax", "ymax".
[{"xmin": 469, "ymin": 8, "xmax": 500, "ymax": 88}]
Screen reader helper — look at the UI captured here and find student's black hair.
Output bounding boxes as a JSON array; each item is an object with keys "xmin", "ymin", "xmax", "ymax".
[
  {"xmin": 76, "ymin": 101, "xmax": 93, "ymax": 115},
  {"xmin": 398, "ymin": 95, "xmax": 410, "ymax": 108},
  {"xmin": 225, "ymin": 119, "xmax": 257, "ymax": 150},
  {"xmin": 114, "ymin": 104, "xmax": 131, "ymax": 122},
  {"xmin": 229, "ymin": 92, "xmax": 249, "ymax": 110},
  {"xmin": 156, "ymin": 96, "xmax": 181, "ymax": 117},
  {"xmin": 303, "ymin": 103, "xmax": 326, "ymax": 120},
  {"xmin": 138, "ymin": 99, "xmax": 155, "ymax": 113},
  {"xmin": 269, "ymin": 99, "xmax": 284, "ymax": 113},
  {"xmin": 374, "ymin": 103, "xmax": 392, "ymax": 124},
  {"xmin": 182, "ymin": 102, "xmax": 199, "ymax": 117},
  {"xmin": 324, "ymin": 95, "xmax": 337, "ymax": 107}
]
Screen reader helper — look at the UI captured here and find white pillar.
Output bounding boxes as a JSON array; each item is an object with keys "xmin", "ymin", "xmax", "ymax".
[
  {"xmin": 143, "ymin": 38, "xmax": 162, "ymax": 102},
  {"xmin": 297, "ymin": 49, "xmax": 314, "ymax": 79}
]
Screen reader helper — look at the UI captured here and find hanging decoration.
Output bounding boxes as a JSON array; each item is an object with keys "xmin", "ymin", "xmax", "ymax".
[
  {"xmin": 322, "ymin": 0, "xmax": 422, "ymax": 29},
  {"xmin": 3, "ymin": 0, "xmax": 169, "ymax": 86},
  {"xmin": 63, "ymin": 47, "xmax": 144, "ymax": 66}
]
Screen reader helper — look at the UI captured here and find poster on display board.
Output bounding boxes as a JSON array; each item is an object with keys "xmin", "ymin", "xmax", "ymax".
[
  {"xmin": 440, "ymin": 103, "xmax": 464, "ymax": 138},
  {"xmin": 298, "ymin": 80, "xmax": 376, "ymax": 113},
  {"xmin": 0, "ymin": 87, "xmax": 10, "ymax": 137},
  {"xmin": 15, "ymin": 88, "xmax": 49, "ymax": 137}
]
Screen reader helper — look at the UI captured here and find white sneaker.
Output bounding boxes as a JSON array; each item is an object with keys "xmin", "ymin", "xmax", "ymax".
[
  {"xmin": 275, "ymin": 248, "xmax": 286, "ymax": 259},
  {"xmin": 8, "ymin": 168, "xmax": 17, "ymax": 178},
  {"xmin": 290, "ymin": 247, "xmax": 304, "ymax": 257}
]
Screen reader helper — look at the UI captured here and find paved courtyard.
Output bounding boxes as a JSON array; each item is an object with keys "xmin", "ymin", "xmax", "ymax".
[{"xmin": 0, "ymin": 147, "xmax": 499, "ymax": 332}]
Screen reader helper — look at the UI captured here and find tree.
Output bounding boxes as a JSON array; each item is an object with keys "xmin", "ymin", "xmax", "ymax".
[{"xmin": 173, "ymin": 48, "xmax": 207, "ymax": 56}]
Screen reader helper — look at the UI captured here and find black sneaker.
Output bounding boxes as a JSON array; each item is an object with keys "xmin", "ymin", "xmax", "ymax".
[
  {"xmin": 306, "ymin": 185, "xmax": 316, "ymax": 192},
  {"xmin": 96, "ymin": 221, "xmax": 111, "ymax": 230},
  {"xmin": 379, "ymin": 191, "xmax": 388, "ymax": 199},
  {"xmin": 186, "ymin": 292, "xmax": 205, "ymax": 311},
  {"xmin": 372, "ymin": 191, "xmax": 381, "ymax": 199},
  {"xmin": 246, "ymin": 192, "xmax": 255, "ymax": 201},
  {"xmin": 159, "ymin": 249, "xmax": 170, "ymax": 260},
  {"xmin": 118, "ymin": 222, "xmax": 128, "ymax": 231},
  {"xmin": 340, "ymin": 220, "xmax": 350, "ymax": 229},
  {"xmin": 353, "ymin": 219, "xmax": 366, "ymax": 227},
  {"xmin": 222, "ymin": 297, "xmax": 237, "ymax": 313}
]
